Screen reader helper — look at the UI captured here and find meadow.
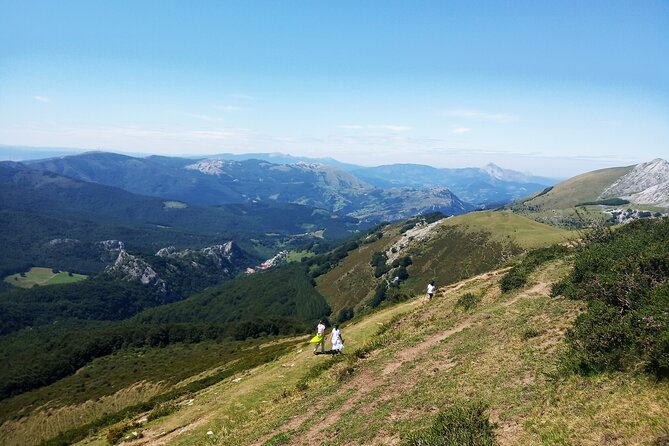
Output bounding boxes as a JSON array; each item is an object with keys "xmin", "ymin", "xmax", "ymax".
[{"xmin": 3, "ymin": 267, "xmax": 87, "ymax": 288}]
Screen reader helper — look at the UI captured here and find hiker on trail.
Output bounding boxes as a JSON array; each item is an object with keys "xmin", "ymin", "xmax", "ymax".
[
  {"xmin": 310, "ymin": 319, "xmax": 326, "ymax": 354},
  {"xmin": 330, "ymin": 324, "xmax": 344, "ymax": 353},
  {"xmin": 427, "ymin": 281, "xmax": 436, "ymax": 300}
]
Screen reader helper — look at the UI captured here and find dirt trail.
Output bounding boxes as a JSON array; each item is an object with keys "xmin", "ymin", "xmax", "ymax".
[
  {"xmin": 133, "ymin": 267, "xmax": 543, "ymax": 446},
  {"xmin": 283, "ymin": 268, "xmax": 543, "ymax": 446},
  {"xmin": 277, "ymin": 317, "xmax": 477, "ymax": 445}
]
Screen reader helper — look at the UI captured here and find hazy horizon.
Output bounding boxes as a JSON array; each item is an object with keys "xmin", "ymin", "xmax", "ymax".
[{"xmin": 1, "ymin": 1, "xmax": 667, "ymax": 177}]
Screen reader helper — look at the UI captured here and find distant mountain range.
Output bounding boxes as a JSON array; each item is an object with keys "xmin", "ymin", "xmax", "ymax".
[
  {"xmin": 0, "ymin": 145, "xmax": 563, "ymax": 206},
  {"xmin": 0, "ymin": 162, "xmax": 364, "ymax": 279},
  {"xmin": 21, "ymin": 152, "xmax": 475, "ymax": 221},
  {"xmin": 349, "ymin": 162, "xmax": 555, "ymax": 205}
]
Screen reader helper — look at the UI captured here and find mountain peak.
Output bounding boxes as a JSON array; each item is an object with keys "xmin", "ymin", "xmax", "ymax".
[{"xmin": 482, "ymin": 163, "xmax": 531, "ymax": 182}]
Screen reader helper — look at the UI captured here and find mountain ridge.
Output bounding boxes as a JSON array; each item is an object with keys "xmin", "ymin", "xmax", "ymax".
[{"xmin": 22, "ymin": 152, "xmax": 474, "ymax": 221}]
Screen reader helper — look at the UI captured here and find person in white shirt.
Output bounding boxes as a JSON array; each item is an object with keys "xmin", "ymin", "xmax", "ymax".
[
  {"xmin": 330, "ymin": 325, "xmax": 344, "ymax": 353},
  {"xmin": 311, "ymin": 320, "xmax": 326, "ymax": 354},
  {"xmin": 427, "ymin": 281, "xmax": 436, "ymax": 300}
]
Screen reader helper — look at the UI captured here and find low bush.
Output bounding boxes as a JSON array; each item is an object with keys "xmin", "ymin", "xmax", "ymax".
[
  {"xmin": 500, "ymin": 245, "xmax": 568, "ymax": 293},
  {"xmin": 456, "ymin": 292, "xmax": 481, "ymax": 311},
  {"xmin": 557, "ymin": 218, "xmax": 669, "ymax": 378},
  {"xmin": 402, "ymin": 401, "xmax": 497, "ymax": 446}
]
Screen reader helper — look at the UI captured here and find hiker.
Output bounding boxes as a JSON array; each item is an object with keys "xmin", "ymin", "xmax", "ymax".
[
  {"xmin": 309, "ymin": 319, "xmax": 326, "ymax": 354},
  {"xmin": 330, "ymin": 324, "xmax": 344, "ymax": 353},
  {"xmin": 427, "ymin": 280, "xmax": 436, "ymax": 300}
]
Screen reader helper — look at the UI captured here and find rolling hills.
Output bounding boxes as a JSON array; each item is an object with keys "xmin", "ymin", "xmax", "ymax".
[
  {"xmin": 22, "ymin": 152, "xmax": 474, "ymax": 222},
  {"xmin": 0, "ymin": 163, "xmax": 363, "ymax": 278},
  {"xmin": 3, "ymin": 218, "xmax": 665, "ymax": 446}
]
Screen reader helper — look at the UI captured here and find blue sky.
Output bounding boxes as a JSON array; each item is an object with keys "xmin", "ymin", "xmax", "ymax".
[{"xmin": 1, "ymin": 0, "xmax": 667, "ymax": 177}]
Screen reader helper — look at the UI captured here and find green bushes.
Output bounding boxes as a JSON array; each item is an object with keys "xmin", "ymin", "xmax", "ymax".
[
  {"xmin": 402, "ymin": 401, "xmax": 497, "ymax": 446},
  {"xmin": 370, "ymin": 251, "xmax": 390, "ymax": 278},
  {"xmin": 500, "ymin": 245, "xmax": 568, "ymax": 293},
  {"xmin": 456, "ymin": 292, "xmax": 481, "ymax": 311},
  {"xmin": 554, "ymin": 218, "xmax": 669, "ymax": 378}
]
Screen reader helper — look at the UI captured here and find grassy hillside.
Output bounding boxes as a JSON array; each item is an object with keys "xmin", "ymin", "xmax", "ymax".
[
  {"xmin": 316, "ymin": 211, "xmax": 572, "ymax": 315},
  {"xmin": 518, "ymin": 166, "xmax": 631, "ymax": 210},
  {"xmin": 3, "ymin": 221, "xmax": 667, "ymax": 445},
  {"xmin": 50, "ymin": 252, "xmax": 668, "ymax": 446},
  {"xmin": 315, "ymin": 226, "xmax": 402, "ymax": 315},
  {"xmin": 508, "ymin": 166, "xmax": 635, "ymax": 228},
  {"xmin": 439, "ymin": 211, "xmax": 572, "ymax": 249}
]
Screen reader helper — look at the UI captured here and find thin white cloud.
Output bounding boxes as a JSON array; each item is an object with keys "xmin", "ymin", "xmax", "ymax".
[
  {"xmin": 444, "ymin": 109, "xmax": 518, "ymax": 123},
  {"xmin": 34, "ymin": 96, "xmax": 50, "ymax": 103},
  {"xmin": 451, "ymin": 127, "xmax": 472, "ymax": 134}
]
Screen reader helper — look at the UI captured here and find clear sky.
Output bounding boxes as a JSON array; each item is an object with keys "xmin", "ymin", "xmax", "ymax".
[{"xmin": 1, "ymin": 0, "xmax": 667, "ymax": 177}]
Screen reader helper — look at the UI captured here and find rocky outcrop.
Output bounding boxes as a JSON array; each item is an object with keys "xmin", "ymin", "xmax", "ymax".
[
  {"xmin": 105, "ymin": 250, "xmax": 168, "ymax": 293},
  {"xmin": 99, "ymin": 240, "xmax": 125, "ymax": 251},
  {"xmin": 156, "ymin": 241, "xmax": 239, "ymax": 271},
  {"xmin": 184, "ymin": 159, "xmax": 240, "ymax": 176},
  {"xmin": 601, "ymin": 159, "xmax": 669, "ymax": 207}
]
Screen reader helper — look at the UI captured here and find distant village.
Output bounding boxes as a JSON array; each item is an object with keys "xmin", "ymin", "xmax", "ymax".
[{"xmin": 246, "ymin": 250, "xmax": 288, "ymax": 274}]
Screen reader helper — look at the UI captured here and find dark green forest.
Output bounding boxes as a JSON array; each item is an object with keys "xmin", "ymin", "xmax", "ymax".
[{"xmin": 0, "ymin": 264, "xmax": 330, "ymax": 400}]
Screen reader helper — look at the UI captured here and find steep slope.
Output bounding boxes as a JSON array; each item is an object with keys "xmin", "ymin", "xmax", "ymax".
[
  {"xmin": 47, "ymin": 257, "xmax": 669, "ymax": 446},
  {"xmin": 316, "ymin": 211, "xmax": 571, "ymax": 315},
  {"xmin": 600, "ymin": 158, "xmax": 669, "ymax": 207}
]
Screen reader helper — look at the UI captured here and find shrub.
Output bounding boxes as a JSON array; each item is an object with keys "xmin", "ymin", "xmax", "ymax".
[
  {"xmin": 500, "ymin": 245, "xmax": 568, "ymax": 293},
  {"xmin": 560, "ymin": 218, "xmax": 669, "ymax": 378},
  {"xmin": 146, "ymin": 402, "xmax": 178, "ymax": 422},
  {"xmin": 456, "ymin": 292, "xmax": 481, "ymax": 311},
  {"xmin": 106, "ymin": 421, "xmax": 141, "ymax": 445},
  {"xmin": 402, "ymin": 401, "xmax": 497, "ymax": 446}
]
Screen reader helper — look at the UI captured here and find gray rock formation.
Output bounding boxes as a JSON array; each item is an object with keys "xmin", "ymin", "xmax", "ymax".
[{"xmin": 601, "ymin": 159, "xmax": 669, "ymax": 207}]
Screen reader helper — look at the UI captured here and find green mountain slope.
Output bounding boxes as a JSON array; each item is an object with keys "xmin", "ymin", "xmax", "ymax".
[
  {"xmin": 316, "ymin": 211, "xmax": 571, "ymax": 315},
  {"xmin": 519, "ymin": 166, "xmax": 632, "ymax": 209},
  {"xmin": 508, "ymin": 165, "xmax": 640, "ymax": 228},
  {"xmin": 134, "ymin": 264, "xmax": 330, "ymax": 326},
  {"xmin": 22, "ymin": 237, "xmax": 663, "ymax": 446},
  {"xmin": 2, "ymin": 217, "xmax": 666, "ymax": 446}
]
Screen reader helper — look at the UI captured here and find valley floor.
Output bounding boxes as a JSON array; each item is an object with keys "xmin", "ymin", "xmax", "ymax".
[{"xmin": 70, "ymin": 260, "xmax": 669, "ymax": 446}]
